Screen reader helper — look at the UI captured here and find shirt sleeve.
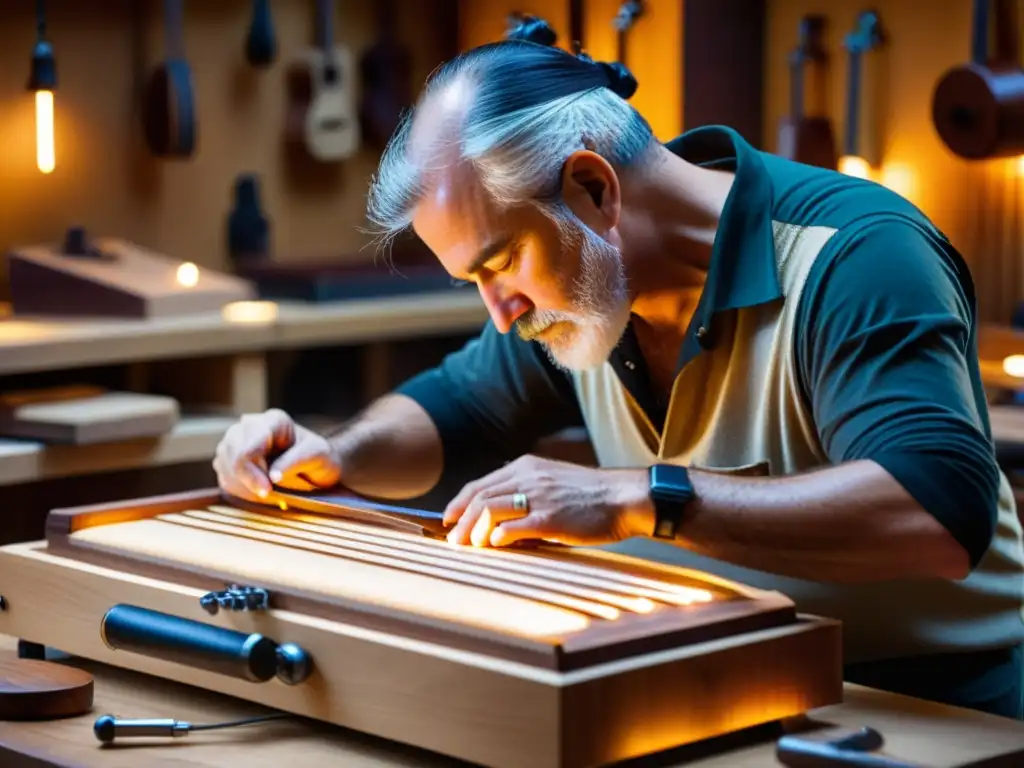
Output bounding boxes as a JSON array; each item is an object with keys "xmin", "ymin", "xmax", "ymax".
[
  {"xmin": 394, "ymin": 321, "xmax": 584, "ymax": 489},
  {"xmin": 795, "ymin": 216, "xmax": 1000, "ymax": 569}
]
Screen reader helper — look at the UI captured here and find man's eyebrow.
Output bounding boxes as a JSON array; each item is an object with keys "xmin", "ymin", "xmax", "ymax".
[{"xmin": 465, "ymin": 234, "xmax": 513, "ymax": 275}]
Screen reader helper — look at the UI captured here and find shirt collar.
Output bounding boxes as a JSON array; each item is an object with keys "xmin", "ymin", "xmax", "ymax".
[{"xmin": 663, "ymin": 125, "xmax": 782, "ymax": 365}]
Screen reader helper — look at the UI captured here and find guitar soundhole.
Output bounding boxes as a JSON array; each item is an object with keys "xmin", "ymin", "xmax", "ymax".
[{"xmin": 323, "ymin": 63, "xmax": 339, "ymax": 84}]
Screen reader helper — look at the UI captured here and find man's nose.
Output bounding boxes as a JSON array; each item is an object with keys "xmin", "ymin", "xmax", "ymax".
[{"xmin": 478, "ymin": 282, "xmax": 530, "ymax": 334}]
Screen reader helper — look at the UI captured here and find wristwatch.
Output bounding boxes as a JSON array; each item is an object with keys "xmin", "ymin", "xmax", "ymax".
[{"xmin": 648, "ymin": 463, "xmax": 695, "ymax": 539}]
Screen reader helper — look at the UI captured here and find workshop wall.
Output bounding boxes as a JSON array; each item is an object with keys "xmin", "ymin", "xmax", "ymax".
[
  {"xmin": 765, "ymin": 0, "xmax": 1024, "ymax": 323},
  {"xmin": 0, "ymin": 0, "xmax": 452, "ymax": 277}
]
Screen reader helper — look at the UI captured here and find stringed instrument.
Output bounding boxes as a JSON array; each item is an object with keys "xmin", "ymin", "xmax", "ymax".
[
  {"xmin": 142, "ymin": 0, "xmax": 196, "ymax": 158},
  {"xmin": 932, "ymin": 0, "xmax": 1024, "ymax": 159},
  {"xmin": 613, "ymin": 1, "xmax": 644, "ymax": 66},
  {"xmin": 358, "ymin": 0, "xmax": 413, "ymax": 150},
  {"xmin": 840, "ymin": 11, "xmax": 885, "ymax": 173},
  {"xmin": 775, "ymin": 15, "xmax": 837, "ymax": 169},
  {"xmin": 0, "ymin": 485, "xmax": 843, "ymax": 766},
  {"xmin": 285, "ymin": 0, "xmax": 360, "ymax": 162}
]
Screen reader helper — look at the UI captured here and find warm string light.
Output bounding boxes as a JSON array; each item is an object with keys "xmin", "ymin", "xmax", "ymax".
[
  {"xmin": 28, "ymin": 0, "xmax": 57, "ymax": 175},
  {"xmin": 34, "ymin": 90, "xmax": 55, "ymax": 174}
]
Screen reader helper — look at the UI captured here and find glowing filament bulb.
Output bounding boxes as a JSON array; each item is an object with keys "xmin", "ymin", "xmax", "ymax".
[{"xmin": 35, "ymin": 90, "xmax": 55, "ymax": 174}]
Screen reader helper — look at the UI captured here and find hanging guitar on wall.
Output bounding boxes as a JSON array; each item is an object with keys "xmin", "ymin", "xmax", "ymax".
[
  {"xmin": 142, "ymin": 0, "xmax": 196, "ymax": 158},
  {"xmin": 775, "ymin": 15, "xmax": 836, "ymax": 169},
  {"xmin": 932, "ymin": 0, "xmax": 1024, "ymax": 159},
  {"xmin": 613, "ymin": 1, "xmax": 644, "ymax": 68},
  {"xmin": 359, "ymin": 0, "xmax": 413, "ymax": 150},
  {"xmin": 285, "ymin": 0, "xmax": 360, "ymax": 162},
  {"xmin": 839, "ymin": 11, "xmax": 885, "ymax": 174}
]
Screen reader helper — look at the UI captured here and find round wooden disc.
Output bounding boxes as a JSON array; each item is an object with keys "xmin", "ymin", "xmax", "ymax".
[{"xmin": 0, "ymin": 659, "xmax": 94, "ymax": 720}]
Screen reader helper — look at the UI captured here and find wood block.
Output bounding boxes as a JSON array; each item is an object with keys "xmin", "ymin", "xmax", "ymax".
[
  {"xmin": 0, "ymin": 386, "xmax": 179, "ymax": 444},
  {"xmin": 7, "ymin": 227, "xmax": 255, "ymax": 319},
  {"xmin": 0, "ymin": 658, "xmax": 93, "ymax": 720}
]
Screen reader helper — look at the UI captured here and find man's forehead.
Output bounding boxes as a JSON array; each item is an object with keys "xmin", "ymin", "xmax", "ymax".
[{"xmin": 411, "ymin": 165, "xmax": 509, "ymax": 271}]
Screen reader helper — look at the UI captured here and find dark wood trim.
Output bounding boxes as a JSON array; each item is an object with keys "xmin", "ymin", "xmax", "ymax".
[{"xmin": 683, "ymin": 0, "xmax": 767, "ymax": 147}]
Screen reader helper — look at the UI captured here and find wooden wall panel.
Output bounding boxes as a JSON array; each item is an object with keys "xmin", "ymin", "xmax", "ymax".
[
  {"xmin": 766, "ymin": 0, "xmax": 1024, "ymax": 323},
  {"xmin": 459, "ymin": 0, "xmax": 683, "ymax": 142}
]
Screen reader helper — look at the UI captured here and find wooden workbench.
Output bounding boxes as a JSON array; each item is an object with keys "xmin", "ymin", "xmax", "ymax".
[{"xmin": 0, "ymin": 639, "xmax": 1022, "ymax": 768}]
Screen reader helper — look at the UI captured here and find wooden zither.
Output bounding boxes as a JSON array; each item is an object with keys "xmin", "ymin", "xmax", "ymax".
[{"xmin": 0, "ymin": 488, "xmax": 843, "ymax": 767}]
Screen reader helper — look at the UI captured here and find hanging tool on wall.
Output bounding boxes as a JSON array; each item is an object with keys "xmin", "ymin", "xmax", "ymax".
[
  {"xmin": 142, "ymin": 0, "xmax": 197, "ymax": 158},
  {"xmin": 245, "ymin": 0, "xmax": 277, "ymax": 68}
]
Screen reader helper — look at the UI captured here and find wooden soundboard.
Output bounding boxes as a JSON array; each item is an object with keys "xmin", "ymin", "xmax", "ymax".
[{"xmin": 0, "ymin": 489, "xmax": 843, "ymax": 768}]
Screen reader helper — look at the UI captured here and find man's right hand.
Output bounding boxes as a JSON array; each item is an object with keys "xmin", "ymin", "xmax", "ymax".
[{"xmin": 213, "ymin": 408, "xmax": 342, "ymax": 502}]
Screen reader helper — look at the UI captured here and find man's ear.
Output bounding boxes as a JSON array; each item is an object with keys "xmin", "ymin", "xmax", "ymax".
[{"xmin": 560, "ymin": 150, "xmax": 621, "ymax": 231}]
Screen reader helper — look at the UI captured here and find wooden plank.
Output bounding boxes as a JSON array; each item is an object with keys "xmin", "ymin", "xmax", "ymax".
[
  {"xmin": 0, "ymin": 415, "xmax": 233, "ymax": 486},
  {"xmin": 271, "ymin": 292, "xmax": 487, "ymax": 348},
  {"xmin": 0, "ymin": 293, "xmax": 488, "ymax": 376}
]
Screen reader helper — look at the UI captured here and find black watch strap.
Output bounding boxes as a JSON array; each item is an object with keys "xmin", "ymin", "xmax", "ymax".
[{"xmin": 648, "ymin": 463, "xmax": 695, "ymax": 539}]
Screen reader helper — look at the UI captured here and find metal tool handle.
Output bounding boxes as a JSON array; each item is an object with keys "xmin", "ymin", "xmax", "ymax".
[{"xmin": 100, "ymin": 604, "xmax": 281, "ymax": 682}]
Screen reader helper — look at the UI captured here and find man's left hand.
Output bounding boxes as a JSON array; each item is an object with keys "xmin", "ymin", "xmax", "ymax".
[{"xmin": 442, "ymin": 455, "xmax": 653, "ymax": 547}]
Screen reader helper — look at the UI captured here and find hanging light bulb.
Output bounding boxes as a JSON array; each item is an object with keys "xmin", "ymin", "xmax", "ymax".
[{"xmin": 27, "ymin": 0, "xmax": 56, "ymax": 174}]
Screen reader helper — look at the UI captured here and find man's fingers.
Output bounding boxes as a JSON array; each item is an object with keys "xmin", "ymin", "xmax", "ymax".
[
  {"xmin": 489, "ymin": 515, "xmax": 555, "ymax": 548},
  {"xmin": 468, "ymin": 496, "xmax": 529, "ymax": 547},
  {"xmin": 268, "ymin": 444, "xmax": 339, "ymax": 490},
  {"xmin": 443, "ymin": 465, "xmax": 516, "ymax": 525}
]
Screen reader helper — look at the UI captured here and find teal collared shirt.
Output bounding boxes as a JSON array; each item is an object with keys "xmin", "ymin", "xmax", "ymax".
[
  {"xmin": 664, "ymin": 126, "xmax": 783, "ymax": 373},
  {"xmin": 397, "ymin": 124, "xmax": 999, "ymax": 573}
]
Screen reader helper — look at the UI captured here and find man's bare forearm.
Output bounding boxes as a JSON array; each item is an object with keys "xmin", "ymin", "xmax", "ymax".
[
  {"xmin": 626, "ymin": 459, "xmax": 971, "ymax": 582},
  {"xmin": 327, "ymin": 394, "xmax": 444, "ymax": 499}
]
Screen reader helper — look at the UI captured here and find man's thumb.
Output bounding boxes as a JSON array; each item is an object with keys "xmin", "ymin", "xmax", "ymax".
[{"xmin": 268, "ymin": 443, "xmax": 340, "ymax": 489}]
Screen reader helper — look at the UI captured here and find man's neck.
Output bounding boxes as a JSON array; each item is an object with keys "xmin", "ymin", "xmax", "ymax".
[{"xmin": 618, "ymin": 149, "xmax": 736, "ymax": 333}]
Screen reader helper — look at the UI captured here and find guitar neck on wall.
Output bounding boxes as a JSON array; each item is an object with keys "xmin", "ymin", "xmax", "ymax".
[
  {"xmin": 840, "ymin": 11, "xmax": 884, "ymax": 174},
  {"xmin": 775, "ymin": 15, "xmax": 837, "ymax": 169},
  {"xmin": 613, "ymin": 1, "xmax": 644, "ymax": 66},
  {"xmin": 285, "ymin": 0, "xmax": 360, "ymax": 162}
]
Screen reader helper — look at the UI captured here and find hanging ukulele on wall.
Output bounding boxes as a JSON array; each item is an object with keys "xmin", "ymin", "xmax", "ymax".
[{"xmin": 285, "ymin": 0, "xmax": 360, "ymax": 162}]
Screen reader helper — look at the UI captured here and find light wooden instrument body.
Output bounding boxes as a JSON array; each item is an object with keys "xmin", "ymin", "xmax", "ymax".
[
  {"xmin": 285, "ymin": 46, "xmax": 360, "ymax": 162},
  {"xmin": 0, "ymin": 489, "xmax": 843, "ymax": 767}
]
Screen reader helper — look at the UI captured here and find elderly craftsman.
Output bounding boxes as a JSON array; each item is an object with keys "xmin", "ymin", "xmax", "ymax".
[{"xmin": 214, "ymin": 41, "xmax": 1024, "ymax": 718}]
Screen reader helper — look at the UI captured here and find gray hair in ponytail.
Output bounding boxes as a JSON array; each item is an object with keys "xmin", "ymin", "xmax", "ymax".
[{"xmin": 364, "ymin": 40, "xmax": 659, "ymax": 249}]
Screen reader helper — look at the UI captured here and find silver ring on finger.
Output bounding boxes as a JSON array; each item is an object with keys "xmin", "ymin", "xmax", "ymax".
[{"xmin": 512, "ymin": 492, "xmax": 530, "ymax": 515}]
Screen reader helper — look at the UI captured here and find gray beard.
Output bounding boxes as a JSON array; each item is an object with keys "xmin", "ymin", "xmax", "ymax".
[{"xmin": 516, "ymin": 218, "xmax": 631, "ymax": 372}]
